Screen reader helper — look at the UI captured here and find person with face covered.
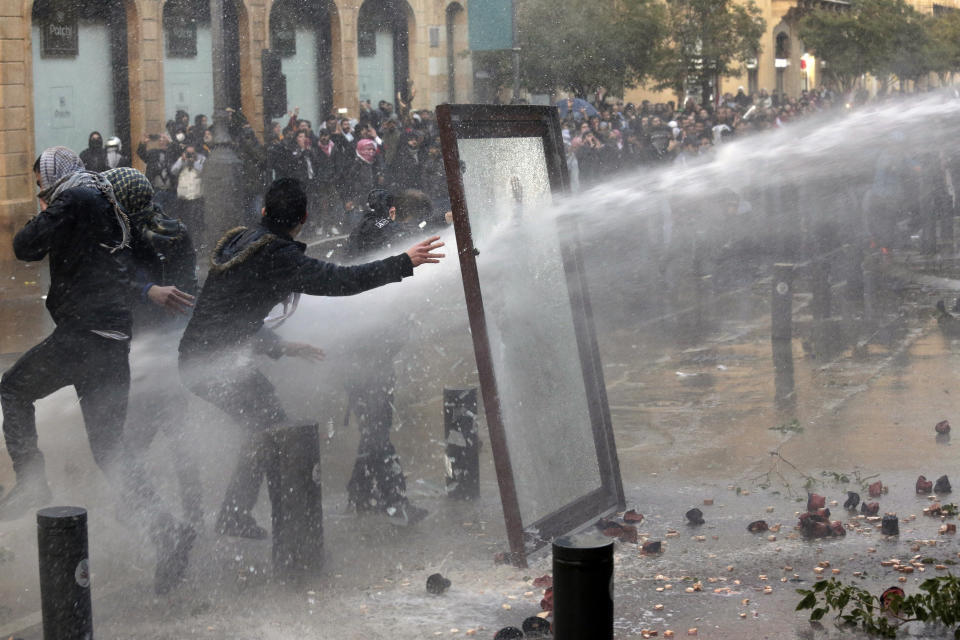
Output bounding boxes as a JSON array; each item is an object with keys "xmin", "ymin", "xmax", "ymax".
[
  {"xmin": 79, "ymin": 131, "xmax": 108, "ymax": 173},
  {"xmin": 102, "ymin": 167, "xmax": 201, "ymax": 528},
  {"xmin": 104, "ymin": 136, "xmax": 131, "ymax": 170},
  {"xmin": 388, "ymin": 130, "xmax": 425, "ymax": 193},
  {"xmin": 314, "ymin": 128, "xmax": 346, "ymax": 235},
  {"xmin": 0, "ymin": 148, "xmax": 195, "ymax": 593},
  {"xmin": 342, "ymin": 188, "xmax": 437, "ymax": 524}
]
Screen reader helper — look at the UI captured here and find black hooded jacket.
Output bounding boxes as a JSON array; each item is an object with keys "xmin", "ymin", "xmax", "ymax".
[
  {"xmin": 178, "ymin": 219, "xmax": 414, "ymax": 359},
  {"xmin": 14, "ymin": 186, "xmax": 133, "ymax": 332},
  {"xmin": 79, "ymin": 132, "xmax": 108, "ymax": 173}
]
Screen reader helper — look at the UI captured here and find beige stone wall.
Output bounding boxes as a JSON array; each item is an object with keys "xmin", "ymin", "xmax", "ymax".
[{"xmin": 0, "ymin": 1, "xmax": 34, "ymax": 264}]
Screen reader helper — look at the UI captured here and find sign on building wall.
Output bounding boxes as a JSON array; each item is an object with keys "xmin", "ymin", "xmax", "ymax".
[
  {"xmin": 468, "ymin": 0, "xmax": 512, "ymax": 51},
  {"xmin": 166, "ymin": 14, "xmax": 198, "ymax": 57},
  {"xmin": 50, "ymin": 86, "xmax": 74, "ymax": 129},
  {"xmin": 40, "ymin": 6, "xmax": 78, "ymax": 57},
  {"xmin": 271, "ymin": 10, "xmax": 297, "ymax": 57}
]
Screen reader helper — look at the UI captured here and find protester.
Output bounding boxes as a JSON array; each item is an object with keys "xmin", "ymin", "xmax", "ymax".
[
  {"xmin": 170, "ymin": 144, "xmax": 205, "ymax": 244},
  {"xmin": 79, "ymin": 131, "xmax": 108, "ymax": 173},
  {"xmin": 177, "ymin": 177, "xmax": 444, "ymax": 539},
  {"xmin": 341, "ymin": 188, "xmax": 440, "ymax": 524},
  {"xmin": 104, "ymin": 136, "xmax": 131, "ymax": 169},
  {"xmin": 103, "ymin": 166, "xmax": 202, "ymax": 529},
  {"xmin": 0, "ymin": 147, "xmax": 195, "ymax": 593}
]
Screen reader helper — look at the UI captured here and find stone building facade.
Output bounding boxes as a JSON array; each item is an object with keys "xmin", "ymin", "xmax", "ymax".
[
  {"xmin": 628, "ymin": 0, "xmax": 960, "ymax": 107},
  {"xmin": 0, "ymin": 0, "xmax": 473, "ymax": 354}
]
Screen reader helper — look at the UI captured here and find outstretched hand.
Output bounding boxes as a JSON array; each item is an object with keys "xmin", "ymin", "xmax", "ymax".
[
  {"xmin": 406, "ymin": 236, "xmax": 445, "ymax": 267},
  {"xmin": 147, "ymin": 285, "xmax": 195, "ymax": 314}
]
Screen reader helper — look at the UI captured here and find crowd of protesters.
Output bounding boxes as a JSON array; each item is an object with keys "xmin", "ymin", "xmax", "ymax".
[
  {"xmin": 69, "ymin": 86, "xmax": 854, "ymax": 247},
  {"xmin": 559, "ymin": 86, "xmax": 846, "ymax": 189},
  {"xmin": 115, "ymin": 99, "xmax": 449, "ymax": 248}
]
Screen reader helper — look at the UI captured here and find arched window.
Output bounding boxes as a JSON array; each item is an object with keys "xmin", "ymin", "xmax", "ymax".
[
  {"xmin": 162, "ymin": 0, "xmax": 241, "ymax": 122},
  {"xmin": 31, "ymin": 0, "xmax": 131, "ymax": 155},
  {"xmin": 357, "ymin": 0, "xmax": 412, "ymax": 106},
  {"xmin": 775, "ymin": 32, "xmax": 790, "ymax": 60},
  {"xmin": 269, "ymin": 0, "xmax": 334, "ymax": 124}
]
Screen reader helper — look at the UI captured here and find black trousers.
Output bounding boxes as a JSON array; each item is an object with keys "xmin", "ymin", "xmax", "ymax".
[
  {"xmin": 180, "ymin": 361, "xmax": 287, "ymax": 520},
  {"xmin": 125, "ymin": 333, "xmax": 203, "ymax": 525},
  {"xmin": 1, "ymin": 327, "xmax": 162, "ymax": 524},
  {"xmin": 344, "ymin": 366, "xmax": 407, "ymax": 512}
]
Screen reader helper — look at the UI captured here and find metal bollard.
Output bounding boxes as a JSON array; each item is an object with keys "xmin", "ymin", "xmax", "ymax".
[
  {"xmin": 553, "ymin": 535, "xmax": 613, "ymax": 640},
  {"xmin": 841, "ymin": 244, "xmax": 864, "ymax": 320},
  {"xmin": 771, "ymin": 263, "xmax": 795, "ymax": 409},
  {"xmin": 265, "ymin": 424, "xmax": 323, "ymax": 580},
  {"xmin": 37, "ymin": 506, "xmax": 92, "ymax": 640},
  {"xmin": 810, "ymin": 259, "xmax": 831, "ymax": 321},
  {"xmin": 443, "ymin": 387, "xmax": 480, "ymax": 500}
]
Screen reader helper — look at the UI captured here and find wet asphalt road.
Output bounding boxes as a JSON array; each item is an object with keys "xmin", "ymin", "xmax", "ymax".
[{"xmin": 1, "ymin": 253, "xmax": 960, "ymax": 639}]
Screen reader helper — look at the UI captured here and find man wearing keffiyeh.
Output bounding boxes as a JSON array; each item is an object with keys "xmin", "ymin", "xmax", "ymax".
[
  {"xmin": 104, "ymin": 166, "xmax": 203, "ymax": 529},
  {"xmin": 0, "ymin": 148, "xmax": 196, "ymax": 594}
]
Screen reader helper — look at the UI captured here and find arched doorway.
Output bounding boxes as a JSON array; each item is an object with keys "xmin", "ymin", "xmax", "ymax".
[
  {"xmin": 162, "ymin": 0, "xmax": 242, "ymax": 127},
  {"xmin": 445, "ymin": 2, "xmax": 468, "ymax": 103},
  {"xmin": 269, "ymin": 0, "xmax": 335, "ymax": 125},
  {"xmin": 357, "ymin": 0, "xmax": 411, "ymax": 106},
  {"xmin": 775, "ymin": 31, "xmax": 791, "ymax": 97},
  {"xmin": 31, "ymin": 0, "xmax": 132, "ymax": 156}
]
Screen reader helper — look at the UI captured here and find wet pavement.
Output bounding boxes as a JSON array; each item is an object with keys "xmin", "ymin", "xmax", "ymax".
[{"xmin": 1, "ymin": 251, "xmax": 960, "ymax": 639}]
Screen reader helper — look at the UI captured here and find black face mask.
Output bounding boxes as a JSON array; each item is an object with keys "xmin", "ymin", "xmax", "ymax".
[{"xmin": 89, "ymin": 137, "xmax": 103, "ymax": 150}]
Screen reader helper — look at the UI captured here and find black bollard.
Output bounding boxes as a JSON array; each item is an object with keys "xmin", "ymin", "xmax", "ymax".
[
  {"xmin": 862, "ymin": 253, "xmax": 878, "ymax": 321},
  {"xmin": 443, "ymin": 387, "xmax": 480, "ymax": 500},
  {"xmin": 810, "ymin": 259, "xmax": 831, "ymax": 321},
  {"xmin": 37, "ymin": 506, "xmax": 93, "ymax": 640},
  {"xmin": 771, "ymin": 263, "xmax": 795, "ymax": 409},
  {"xmin": 265, "ymin": 424, "xmax": 324, "ymax": 580},
  {"xmin": 841, "ymin": 244, "xmax": 864, "ymax": 320},
  {"xmin": 553, "ymin": 535, "xmax": 613, "ymax": 640},
  {"xmin": 881, "ymin": 514, "xmax": 899, "ymax": 536}
]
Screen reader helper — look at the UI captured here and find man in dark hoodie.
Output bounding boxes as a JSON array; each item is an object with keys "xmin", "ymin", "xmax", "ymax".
[
  {"xmin": 79, "ymin": 131, "xmax": 108, "ymax": 173},
  {"xmin": 0, "ymin": 147, "xmax": 195, "ymax": 594},
  {"xmin": 178, "ymin": 177, "xmax": 443, "ymax": 538},
  {"xmin": 341, "ymin": 188, "xmax": 445, "ymax": 524}
]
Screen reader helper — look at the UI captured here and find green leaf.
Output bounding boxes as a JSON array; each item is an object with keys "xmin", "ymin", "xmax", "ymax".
[
  {"xmin": 810, "ymin": 607, "xmax": 827, "ymax": 621},
  {"xmin": 797, "ymin": 592, "xmax": 817, "ymax": 610}
]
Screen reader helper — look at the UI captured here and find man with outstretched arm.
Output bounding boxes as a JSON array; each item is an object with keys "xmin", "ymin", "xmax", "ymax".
[
  {"xmin": 178, "ymin": 177, "xmax": 444, "ymax": 539},
  {"xmin": 0, "ymin": 147, "xmax": 196, "ymax": 594}
]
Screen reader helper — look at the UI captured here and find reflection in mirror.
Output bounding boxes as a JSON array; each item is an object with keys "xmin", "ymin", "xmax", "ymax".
[{"xmin": 456, "ymin": 137, "xmax": 603, "ymax": 527}]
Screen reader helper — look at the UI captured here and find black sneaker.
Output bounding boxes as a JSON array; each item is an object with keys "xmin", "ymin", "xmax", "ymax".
[
  {"xmin": 154, "ymin": 520, "xmax": 196, "ymax": 595},
  {"xmin": 216, "ymin": 512, "xmax": 268, "ymax": 540},
  {"xmin": 0, "ymin": 478, "xmax": 52, "ymax": 521}
]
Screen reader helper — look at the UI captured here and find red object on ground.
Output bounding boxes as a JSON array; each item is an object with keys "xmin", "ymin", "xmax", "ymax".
[
  {"xmin": 618, "ymin": 525, "xmax": 638, "ymax": 544},
  {"xmin": 540, "ymin": 587, "xmax": 554, "ymax": 612},
  {"xmin": 807, "ymin": 493, "xmax": 826, "ymax": 511},
  {"xmin": 623, "ymin": 509, "xmax": 644, "ymax": 523},
  {"xmin": 916, "ymin": 475, "xmax": 933, "ymax": 494},
  {"xmin": 862, "ymin": 502, "xmax": 880, "ymax": 516},
  {"xmin": 641, "ymin": 540, "xmax": 662, "ymax": 554},
  {"xmin": 869, "ymin": 481, "xmax": 884, "ymax": 497},
  {"xmin": 935, "ymin": 420, "xmax": 951, "ymax": 434},
  {"xmin": 532, "ymin": 575, "xmax": 553, "ymax": 589},
  {"xmin": 830, "ymin": 521, "xmax": 846, "ymax": 537},
  {"xmin": 880, "ymin": 586, "xmax": 905, "ymax": 610}
]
